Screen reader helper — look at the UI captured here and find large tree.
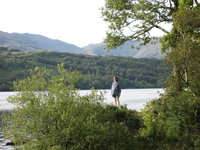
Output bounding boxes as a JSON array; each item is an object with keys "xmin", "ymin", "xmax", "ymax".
[
  {"xmin": 101, "ymin": 0, "xmax": 200, "ymax": 95},
  {"xmin": 163, "ymin": 6, "xmax": 200, "ymax": 96},
  {"xmin": 102, "ymin": 1, "xmax": 200, "ymax": 148},
  {"xmin": 101, "ymin": 0, "xmax": 199, "ymax": 50}
]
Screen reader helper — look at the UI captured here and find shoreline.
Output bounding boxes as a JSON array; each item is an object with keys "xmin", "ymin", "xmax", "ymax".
[
  {"xmin": 0, "ymin": 88, "xmax": 164, "ymax": 149},
  {"xmin": 0, "ymin": 110, "xmax": 13, "ymax": 150}
]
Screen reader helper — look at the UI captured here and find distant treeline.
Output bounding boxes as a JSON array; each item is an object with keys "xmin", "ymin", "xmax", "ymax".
[{"xmin": 0, "ymin": 47, "xmax": 171, "ymax": 91}]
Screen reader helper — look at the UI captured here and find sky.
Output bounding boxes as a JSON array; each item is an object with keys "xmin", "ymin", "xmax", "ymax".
[{"xmin": 0, "ymin": 0, "xmax": 168, "ymax": 47}]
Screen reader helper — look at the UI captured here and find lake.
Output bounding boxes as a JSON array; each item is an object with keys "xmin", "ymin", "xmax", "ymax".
[
  {"xmin": 0, "ymin": 88, "xmax": 164, "ymax": 149},
  {"xmin": 0, "ymin": 88, "xmax": 164, "ymax": 111}
]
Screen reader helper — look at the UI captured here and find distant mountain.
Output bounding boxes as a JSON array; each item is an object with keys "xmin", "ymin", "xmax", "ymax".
[
  {"xmin": 0, "ymin": 31, "xmax": 83, "ymax": 53},
  {"xmin": 0, "ymin": 31, "xmax": 164, "ymax": 58},
  {"xmin": 83, "ymin": 40, "xmax": 164, "ymax": 59}
]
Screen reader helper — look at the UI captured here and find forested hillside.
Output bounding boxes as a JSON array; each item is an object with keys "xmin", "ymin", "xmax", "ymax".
[{"xmin": 0, "ymin": 47, "xmax": 171, "ymax": 91}]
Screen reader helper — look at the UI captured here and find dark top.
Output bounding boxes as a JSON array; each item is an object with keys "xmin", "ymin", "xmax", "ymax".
[{"xmin": 111, "ymin": 82, "xmax": 121, "ymax": 95}]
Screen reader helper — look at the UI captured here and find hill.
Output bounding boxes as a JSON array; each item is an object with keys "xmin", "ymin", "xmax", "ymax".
[
  {"xmin": 0, "ymin": 31, "xmax": 83, "ymax": 53},
  {"xmin": 0, "ymin": 31, "xmax": 164, "ymax": 58},
  {"xmin": 83, "ymin": 41, "xmax": 164, "ymax": 58},
  {"xmin": 0, "ymin": 48, "xmax": 171, "ymax": 91}
]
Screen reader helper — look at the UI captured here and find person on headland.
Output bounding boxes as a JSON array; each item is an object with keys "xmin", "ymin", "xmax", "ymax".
[{"xmin": 111, "ymin": 77, "xmax": 121, "ymax": 107}]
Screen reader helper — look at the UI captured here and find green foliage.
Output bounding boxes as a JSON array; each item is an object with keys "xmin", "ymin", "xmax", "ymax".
[
  {"xmin": 141, "ymin": 90, "xmax": 200, "ymax": 149},
  {"xmin": 0, "ymin": 50, "xmax": 171, "ymax": 91},
  {"xmin": 101, "ymin": 0, "xmax": 199, "ymax": 51},
  {"xmin": 101, "ymin": 0, "xmax": 200, "ymax": 149},
  {"xmin": 101, "ymin": 0, "xmax": 178, "ymax": 50},
  {"xmin": 162, "ymin": 7, "xmax": 200, "ymax": 96},
  {"xmin": 0, "ymin": 46, "xmax": 9, "ymax": 51},
  {"xmin": 140, "ymin": 3, "xmax": 200, "ymax": 149},
  {"xmin": 1, "ymin": 64, "xmax": 144, "ymax": 150},
  {"xmin": 1, "ymin": 1, "xmax": 199, "ymax": 149}
]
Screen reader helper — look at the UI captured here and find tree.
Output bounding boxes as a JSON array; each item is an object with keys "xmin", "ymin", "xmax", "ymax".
[
  {"xmin": 139, "ymin": 3, "xmax": 200, "ymax": 149},
  {"xmin": 102, "ymin": 0, "xmax": 200, "ymax": 95},
  {"xmin": 102, "ymin": 1, "xmax": 200, "ymax": 149},
  {"xmin": 101, "ymin": 0, "xmax": 199, "ymax": 50},
  {"xmin": 161, "ymin": 4, "xmax": 200, "ymax": 96}
]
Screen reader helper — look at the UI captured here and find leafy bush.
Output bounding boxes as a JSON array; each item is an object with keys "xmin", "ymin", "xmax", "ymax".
[
  {"xmin": 141, "ymin": 90, "xmax": 200, "ymax": 149},
  {"xmin": 1, "ymin": 63, "xmax": 142, "ymax": 150}
]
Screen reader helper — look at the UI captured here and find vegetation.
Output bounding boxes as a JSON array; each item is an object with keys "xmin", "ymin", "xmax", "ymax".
[
  {"xmin": 100, "ymin": 0, "xmax": 200, "ymax": 149},
  {"xmin": 1, "ymin": 64, "xmax": 142, "ymax": 150},
  {"xmin": 0, "ymin": 47, "xmax": 171, "ymax": 91},
  {"xmin": 101, "ymin": 0, "xmax": 172, "ymax": 50},
  {"xmin": 1, "ymin": 0, "xmax": 200, "ymax": 149},
  {"xmin": 101, "ymin": 0, "xmax": 199, "ymax": 50}
]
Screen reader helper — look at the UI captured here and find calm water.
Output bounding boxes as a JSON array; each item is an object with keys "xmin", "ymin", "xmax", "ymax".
[
  {"xmin": 0, "ymin": 88, "xmax": 164, "ymax": 149},
  {"xmin": 0, "ymin": 88, "xmax": 164, "ymax": 111},
  {"xmin": 81, "ymin": 88, "xmax": 164, "ymax": 111}
]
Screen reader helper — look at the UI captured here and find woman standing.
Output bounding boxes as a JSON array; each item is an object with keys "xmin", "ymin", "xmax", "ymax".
[{"xmin": 111, "ymin": 77, "xmax": 121, "ymax": 107}]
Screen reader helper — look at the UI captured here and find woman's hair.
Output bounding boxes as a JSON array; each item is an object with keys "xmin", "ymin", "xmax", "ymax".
[{"xmin": 114, "ymin": 76, "xmax": 118, "ymax": 82}]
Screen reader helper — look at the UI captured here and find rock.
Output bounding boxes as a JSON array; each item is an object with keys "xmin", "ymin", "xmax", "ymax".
[{"xmin": 6, "ymin": 142, "xmax": 15, "ymax": 146}]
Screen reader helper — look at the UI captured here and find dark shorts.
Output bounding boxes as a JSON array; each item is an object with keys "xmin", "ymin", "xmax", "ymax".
[{"xmin": 112, "ymin": 94, "xmax": 120, "ymax": 98}]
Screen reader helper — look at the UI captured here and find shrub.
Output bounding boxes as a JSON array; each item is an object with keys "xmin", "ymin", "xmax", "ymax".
[{"xmin": 2, "ymin": 63, "xmax": 141, "ymax": 150}]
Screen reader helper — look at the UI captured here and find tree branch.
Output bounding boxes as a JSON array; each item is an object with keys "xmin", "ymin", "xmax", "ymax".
[
  {"xmin": 195, "ymin": 0, "xmax": 200, "ymax": 6},
  {"xmin": 154, "ymin": 25, "xmax": 170, "ymax": 34}
]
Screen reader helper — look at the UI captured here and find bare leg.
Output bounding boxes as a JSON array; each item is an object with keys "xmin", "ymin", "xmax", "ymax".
[
  {"xmin": 116, "ymin": 97, "xmax": 120, "ymax": 107},
  {"xmin": 114, "ymin": 98, "xmax": 117, "ymax": 106}
]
